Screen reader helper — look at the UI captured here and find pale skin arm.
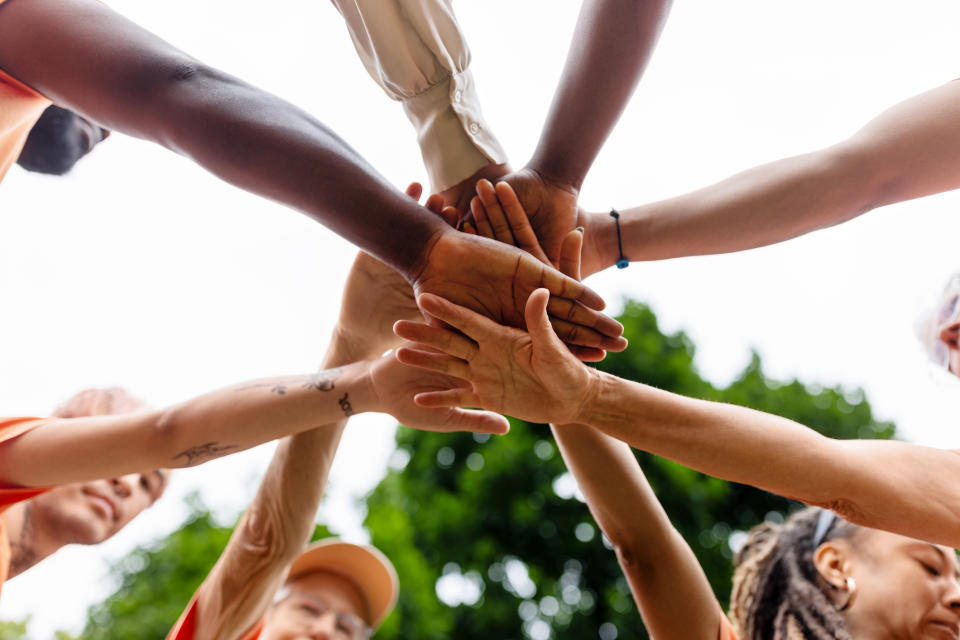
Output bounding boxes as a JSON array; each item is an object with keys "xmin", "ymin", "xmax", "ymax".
[
  {"xmin": 190, "ymin": 339, "xmax": 355, "ymax": 640},
  {"xmin": 0, "ymin": 351, "xmax": 507, "ymax": 488},
  {"xmin": 579, "ymin": 80, "xmax": 960, "ymax": 275},
  {"xmin": 395, "ymin": 290, "xmax": 960, "ymax": 549},
  {"xmin": 551, "ymin": 423, "xmax": 722, "ymax": 639}
]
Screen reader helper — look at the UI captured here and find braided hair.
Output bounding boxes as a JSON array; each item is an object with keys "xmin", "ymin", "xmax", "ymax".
[{"xmin": 729, "ymin": 507, "xmax": 861, "ymax": 640}]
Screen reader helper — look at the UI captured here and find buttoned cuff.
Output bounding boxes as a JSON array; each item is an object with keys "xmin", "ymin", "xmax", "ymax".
[{"xmin": 402, "ymin": 69, "xmax": 508, "ymax": 192}]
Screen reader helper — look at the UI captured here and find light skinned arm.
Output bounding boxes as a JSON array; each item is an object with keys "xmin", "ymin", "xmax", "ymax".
[
  {"xmin": 578, "ymin": 79, "xmax": 960, "ymax": 275},
  {"xmin": 0, "ymin": 350, "xmax": 507, "ymax": 489},
  {"xmin": 189, "ymin": 338, "xmax": 355, "ymax": 640},
  {"xmin": 394, "ymin": 290, "xmax": 960, "ymax": 549},
  {"xmin": 0, "ymin": 0, "xmax": 624, "ymax": 351},
  {"xmin": 551, "ymin": 423, "xmax": 722, "ymax": 639}
]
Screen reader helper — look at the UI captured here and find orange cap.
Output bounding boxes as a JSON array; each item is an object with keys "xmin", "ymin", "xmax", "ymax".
[{"xmin": 285, "ymin": 539, "xmax": 399, "ymax": 628}]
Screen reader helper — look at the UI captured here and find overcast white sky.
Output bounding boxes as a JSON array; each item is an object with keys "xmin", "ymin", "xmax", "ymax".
[{"xmin": 3, "ymin": 0, "xmax": 960, "ymax": 636}]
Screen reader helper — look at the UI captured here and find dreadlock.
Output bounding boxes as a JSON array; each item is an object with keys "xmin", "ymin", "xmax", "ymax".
[{"xmin": 729, "ymin": 507, "xmax": 860, "ymax": 640}]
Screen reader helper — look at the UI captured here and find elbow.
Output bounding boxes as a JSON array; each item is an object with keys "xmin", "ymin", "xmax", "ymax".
[{"xmin": 118, "ymin": 57, "xmax": 238, "ymax": 141}]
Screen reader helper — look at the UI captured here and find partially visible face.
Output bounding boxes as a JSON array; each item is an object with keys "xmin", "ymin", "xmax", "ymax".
[
  {"xmin": 263, "ymin": 571, "xmax": 370, "ymax": 640},
  {"xmin": 30, "ymin": 470, "xmax": 168, "ymax": 545},
  {"xmin": 840, "ymin": 529, "xmax": 960, "ymax": 639}
]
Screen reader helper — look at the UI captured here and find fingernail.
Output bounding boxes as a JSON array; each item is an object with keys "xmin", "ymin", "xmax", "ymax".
[{"xmin": 575, "ymin": 226, "xmax": 584, "ymax": 234}]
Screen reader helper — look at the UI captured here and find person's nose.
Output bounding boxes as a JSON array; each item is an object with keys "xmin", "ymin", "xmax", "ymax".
[{"xmin": 109, "ymin": 475, "xmax": 134, "ymax": 499}]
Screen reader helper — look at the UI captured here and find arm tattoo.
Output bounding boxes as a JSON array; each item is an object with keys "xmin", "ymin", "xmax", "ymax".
[
  {"xmin": 338, "ymin": 392, "xmax": 355, "ymax": 417},
  {"xmin": 173, "ymin": 442, "xmax": 240, "ymax": 465},
  {"xmin": 303, "ymin": 366, "xmax": 345, "ymax": 392}
]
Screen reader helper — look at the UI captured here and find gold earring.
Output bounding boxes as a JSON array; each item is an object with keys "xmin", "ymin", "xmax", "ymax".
[{"xmin": 835, "ymin": 577, "xmax": 857, "ymax": 612}]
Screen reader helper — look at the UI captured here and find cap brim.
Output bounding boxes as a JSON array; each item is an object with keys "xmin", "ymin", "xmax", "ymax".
[{"xmin": 286, "ymin": 539, "xmax": 399, "ymax": 628}]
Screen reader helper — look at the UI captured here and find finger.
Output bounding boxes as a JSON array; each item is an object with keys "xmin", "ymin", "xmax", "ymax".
[
  {"xmin": 470, "ymin": 195, "xmax": 496, "ymax": 240},
  {"xmin": 525, "ymin": 288, "xmax": 569, "ymax": 354},
  {"xmin": 443, "ymin": 409, "xmax": 510, "ymax": 435},
  {"xmin": 558, "ymin": 228, "xmax": 584, "ymax": 281},
  {"xmin": 424, "ymin": 193, "xmax": 445, "ymax": 215},
  {"xmin": 537, "ymin": 263, "xmax": 607, "ymax": 312},
  {"xmin": 404, "ymin": 182, "xmax": 423, "ymax": 201},
  {"xmin": 416, "ymin": 293, "xmax": 507, "ymax": 344},
  {"xmin": 546, "ymin": 297, "xmax": 624, "ymax": 343},
  {"xmin": 393, "ymin": 320, "xmax": 478, "ymax": 360},
  {"xmin": 440, "ymin": 205, "xmax": 459, "ymax": 229},
  {"xmin": 462, "ymin": 220, "xmax": 478, "ymax": 236},
  {"xmin": 476, "ymin": 179, "xmax": 517, "ymax": 246},
  {"xmin": 548, "ymin": 316, "xmax": 629, "ymax": 351},
  {"xmin": 494, "ymin": 181, "xmax": 550, "ymax": 265},
  {"xmin": 569, "ymin": 345, "xmax": 606, "ymax": 362},
  {"xmin": 395, "ymin": 347, "xmax": 471, "ymax": 379},
  {"xmin": 414, "ymin": 388, "xmax": 479, "ymax": 409}
]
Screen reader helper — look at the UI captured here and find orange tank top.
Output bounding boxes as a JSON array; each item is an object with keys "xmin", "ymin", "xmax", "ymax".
[
  {"xmin": 0, "ymin": 416, "xmax": 53, "ymax": 594},
  {"xmin": 0, "ymin": 0, "xmax": 53, "ymax": 183},
  {"xmin": 166, "ymin": 595, "xmax": 265, "ymax": 640}
]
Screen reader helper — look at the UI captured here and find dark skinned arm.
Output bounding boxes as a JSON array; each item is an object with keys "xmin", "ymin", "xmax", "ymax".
[
  {"xmin": 499, "ymin": 0, "xmax": 673, "ymax": 262},
  {"xmin": 0, "ymin": 0, "xmax": 624, "ymax": 350}
]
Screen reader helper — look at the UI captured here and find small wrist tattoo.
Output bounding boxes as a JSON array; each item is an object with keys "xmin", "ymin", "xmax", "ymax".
[{"xmin": 338, "ymin": 392, "xmax": 355, "ymax": 417}]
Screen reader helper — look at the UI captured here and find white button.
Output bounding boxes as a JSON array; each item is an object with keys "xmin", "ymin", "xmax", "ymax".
[
  {"xmin": 469, "ymin": 122, "xmax": 480, "ymax": 135},
  {"xmin": 454, "ymin": 90, "xmax": 463, "ymax": 102}
]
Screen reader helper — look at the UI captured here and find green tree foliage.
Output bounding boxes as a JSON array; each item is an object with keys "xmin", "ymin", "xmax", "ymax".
[
  {"xmin": 68, "ymin": 300, "xmax": 894, "ymax": 639},
  {"xmin": 364, "ymin": 301, "xmax": 895, "ymax": 640}
]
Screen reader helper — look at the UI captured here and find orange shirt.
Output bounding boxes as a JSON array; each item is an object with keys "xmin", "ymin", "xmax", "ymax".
[
  {"xmin": 0, "ymin": 417, "xmax": 52, "ymax": 592},
  {"xmin": 0, "ymin": 0, "xmax": 52, "ymax": 183},
  {"xmin": 167, "ymin": 596, "xmax": 265, "ymax": 640}
]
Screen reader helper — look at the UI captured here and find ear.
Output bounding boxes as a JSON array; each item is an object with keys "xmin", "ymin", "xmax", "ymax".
[{"xmin": 813, "ymin": 540, "xmax": 853, "ymax": 590}]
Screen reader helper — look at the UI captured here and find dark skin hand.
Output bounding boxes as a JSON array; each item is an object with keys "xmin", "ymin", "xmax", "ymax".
[
  {"xmin": 0, "ymin": 0, "xmax": 625, "ymax": 351},
  {"xmin": 465, "ymin": 0, "xmax": 672, "ymax": 266}
]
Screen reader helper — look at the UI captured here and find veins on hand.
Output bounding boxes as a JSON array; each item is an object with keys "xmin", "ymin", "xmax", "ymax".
[{"xmin": 173, "ymin": 442, "xmax": 240, "ymax": 466}]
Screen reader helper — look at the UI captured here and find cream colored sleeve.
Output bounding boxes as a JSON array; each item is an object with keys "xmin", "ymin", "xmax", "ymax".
[{"xmin": 330, "ymin": 0, "xmax": 508, "ymax": 191}]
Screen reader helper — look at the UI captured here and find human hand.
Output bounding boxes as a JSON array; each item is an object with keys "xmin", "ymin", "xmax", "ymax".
[
  {"xmin": 469, "ymin": 178, "xmax": 611, "ymax": 278},
  {"xmin": 367, "ymin": 350, "xmax": 509, "ymax": 435},
  {"xmin": 394, "ymin": 287, "xmax": 600, "ymax": 426},
  {"xmin": 412, "ymin": 228, "xmax": 626, "ymax": 354},
  {"xmin": 334, "ymin": 182, "xmax": 446, "ymax": 361},
  {"xmin": 490, "ymin": 167, "xmax": 582, "ymax": 267},
  {"xmin": 438, "ymin": 162, "xmax": 511, "ymax": 221},
  {"xmin": 53, "ymin": 387, "xmax": 150, "ymax": 418}
]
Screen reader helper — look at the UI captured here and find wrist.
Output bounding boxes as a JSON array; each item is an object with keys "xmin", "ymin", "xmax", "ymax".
[{"xmin": 574, "ymin": 369, "xmax": 617, "ymax": 426}]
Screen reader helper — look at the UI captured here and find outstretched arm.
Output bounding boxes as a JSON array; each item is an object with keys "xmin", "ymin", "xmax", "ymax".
[
  {"xmin": 395, "ymin": 290, "xmax": 960, "ymax": 549},
  {"xmin": 552, "ymin": 423, "xmax": 722, "ymax": 639},
  {"xmin": 187, "ymin": 339, "xmax": 354, "ymax": 640},
  {"xmin": 496, "ymin": 0, "xmax": 672, "ymax": 263},
  {"xmin": 579, "ymin": 79, "xmax": 960, "ymax": 274}
]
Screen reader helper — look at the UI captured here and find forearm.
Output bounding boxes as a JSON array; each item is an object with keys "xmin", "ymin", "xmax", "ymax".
[
  {"xmin": 528, "ymin": 0, "xmax": 671, "ymax": 189},
  {"xmin": 0, "ymin": 361, "xmax": 377, "ymax": 487},
  {"xmin": 551, "ymin": 423, "xmax": 720, "ymax": 639},
  {"xmin": 194, "ymin": 342, "xmax": 354, "ymax": 640},
  {"xmin": 0, "ymin": 0, "xmax": 447, "ymax": 277},
  {"xmin": 578, "ymin": 373, "xmax": 960, "ymax": 547},
  {"xmin": 592, "ymin": 80, "xmax": 960, "ymax": 267}
]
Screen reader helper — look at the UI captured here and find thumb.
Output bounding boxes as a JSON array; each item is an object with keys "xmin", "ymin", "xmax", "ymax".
[{"xmin": 525, "ymin": 288, "xmax": 567, "ymax": 353}]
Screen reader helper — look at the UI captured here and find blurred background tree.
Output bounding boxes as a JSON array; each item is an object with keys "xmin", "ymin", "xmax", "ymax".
[{"xmin": 8, "ymin": 299, "xmax": 893, "ymax": 639}]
